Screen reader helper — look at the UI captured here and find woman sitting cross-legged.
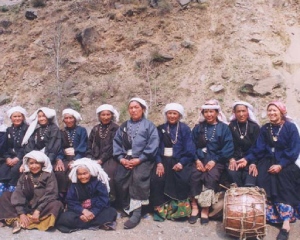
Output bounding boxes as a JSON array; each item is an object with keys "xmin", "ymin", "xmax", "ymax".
[{"xmin": 56, "ymin": 158, "xmax": 117, "ymax": 233}]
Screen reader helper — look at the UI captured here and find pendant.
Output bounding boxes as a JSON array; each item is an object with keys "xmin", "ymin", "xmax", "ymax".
[
  {"xmin": 41, "ymin": 137, "xmax": 44, "ymax": 140},
  {"xmin": 240, "ymin": 135, "xmax": 244, "ymax": 139},
  {"xmin": 273, "ymin": 136, "xmax": 278, "ymax": 142},
  {"xmin": 34, "ymin": 184, "xmax": 37, "ymax": 188},
  {"xmin": 70, "ymin": 143, "xmax": 73, "ymax": 147}
]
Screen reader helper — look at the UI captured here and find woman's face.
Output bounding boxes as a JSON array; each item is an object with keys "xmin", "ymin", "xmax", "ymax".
[
  {"xmin": 28, "ymin": 158, "xmax": 42, "ymax": 174},
  {"xmin": 10, "ymin": 112, "xmax": 24, "ymax": 127},
  {"xmin": 77, "ymin": 167, "xmax": 91, "ymax": 184},
  {"xmin": 267, "ymin": 105, "xmax": 282, "ymax": 124},
  {"xmin": 63, "ymin": 114, "xmax": 76, "ymax": 128},
  {"xmin": 203, "ymin": 109, "xmax": 218, "ymax": 124},
  {"xmin": 99, "ymin": 110, "xmax": 113, "ymax": 125},
  {"xmin": 37, "ymin": 111, "xmax": 49, "ymax": 126},
  {"xmin": 128, "ymin": 101, "xmax": 144, "ymax": 122},
  {"xmin": 234, "ymin": 105, "xmax": 249, "ymax": 123},
  {"xmin": 166, "ymin": 110, "xmax": 180, "ymax": 124}
]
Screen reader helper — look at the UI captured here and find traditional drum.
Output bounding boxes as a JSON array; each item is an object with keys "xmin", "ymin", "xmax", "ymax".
[{"xmin": 223, "ymin": 187, "xmax": 266, "ymax": 239}]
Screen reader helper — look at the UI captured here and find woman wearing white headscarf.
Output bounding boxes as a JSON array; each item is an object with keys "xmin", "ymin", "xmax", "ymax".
[
  {"xmin": 227, "ymin": 101, "xmax": 260, "ymax": 187},
  {"xmin": 189, "ymin": 99, "xmax": 234, "ymax": 225},
  {"xmin": 23, "ymin": 107, "xmax": 62, "ymax": 165},
  {"xmin": 150, "ymin": 103, "xmax": 195, "ymax": 222},
  {"xmin": 0, "ymin": 150, "xmax": 63, "ymax": 233},
  {"xmin": 86, "ymin": 104, "xmax": 119, "ymax": 204},
  {"xmin": 56, "ymin": 158, "xmax": 117, "ymax": 233},
  {"xmin": 113, "ymin": 97, "xmax": 159, "ymax": 229},
  {"xmin": 55, "ymin": 108, "xmax": 88, "ymax": 195},
  {"xmin": 0, "ymin": 106, "xmax": 28, "ymax": 193}
]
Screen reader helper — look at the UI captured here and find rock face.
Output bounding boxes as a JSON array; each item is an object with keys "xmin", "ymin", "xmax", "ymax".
[{"xmin": 25, "ymin": 9, "xmax": 37, "ymax": 20}]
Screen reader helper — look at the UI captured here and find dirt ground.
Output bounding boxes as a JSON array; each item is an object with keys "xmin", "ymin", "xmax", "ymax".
[{"xmin": 1, "ymin": 212, "xmax": 300, "ymax": 240}]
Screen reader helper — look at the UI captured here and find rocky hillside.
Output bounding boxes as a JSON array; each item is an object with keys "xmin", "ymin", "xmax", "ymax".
[{"xmin": 0, "ymin": 0, "xmax": 300, "ymax": 127}]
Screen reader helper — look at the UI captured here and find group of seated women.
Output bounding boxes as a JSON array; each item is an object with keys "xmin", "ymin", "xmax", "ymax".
[{"xmin": 0, "ymin": 97, "xmax": 299, "ymax": 240}]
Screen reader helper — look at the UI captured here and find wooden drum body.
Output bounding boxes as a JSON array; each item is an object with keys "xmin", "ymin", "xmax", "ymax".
[{"xmin": 223, "ymin": 187, "xmax": 266, "ymax": 239}]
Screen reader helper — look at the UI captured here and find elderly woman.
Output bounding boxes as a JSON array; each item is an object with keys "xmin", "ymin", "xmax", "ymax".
[
  {"xmin": 189, "ymin": 99, "xmax": 233, "ymax": 225},
  {"xmin": 0, "ymin": 115, "xmax": 6, "ymax": 156},
  {"xmin": 150, "ymin": 103, "xmax": 195, "ymax": 221},
  {"xmin": 55, "ymin": 109, "xmax": 88, "ymax": 195},
  {"xmin": 227, "ymin": 101, "xmax": 260, "ymax": 187},
  {"xmin": 0, "ymin": 150, "xmax": 63, "ymax": 233},
  {"xmin": 0, "ymin": 107, "xmax": 28, "ymax": 193},
  {"xmin": 23, "ymin": 107, "xmax": 62, "ymax": 165},
  {"xmin": 237, "ymin": 101, "xmax": 300, "ymax": 240},
  {"xmin": 113, "ymin": 97, "xmax": 159, "ymax": 229},
  {"xmin": 56, "ymin": 158, "xmax": 117, "ymax": 233},
  {"xmin": 86, "ymin": 104, "xmax": 119, "ymax": 203}
]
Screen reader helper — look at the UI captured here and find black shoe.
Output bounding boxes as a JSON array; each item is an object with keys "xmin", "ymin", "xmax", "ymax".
[
  {"xmin": 124, "ymin": 219, "xmax": 140, "ymax": 229},
  {"xmin": 200, "ymin": 218, "xmax": 209, "ymax": 226},
  {"xmin": 276, "ymin": 229, "xmax": 289, "ymax": 240},
  {"xmin": 188, "ymin": 215, "xmax": 198, "ymax": 224}
]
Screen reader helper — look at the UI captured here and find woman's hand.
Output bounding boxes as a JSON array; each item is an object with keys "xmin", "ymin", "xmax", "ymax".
[
  {"xmin": 236, "ymin": 158, "xmax": 247, "ymax": 169},
  {"xmin": 30, "ymin": 210, "xmax": 40, "ymax": 223},
  {"xmin": 82, "ymin": 209, "xmax": 95, "ymax": 221},
  {"xmin": 156, "ymin": 163, "xmax": 165, "ymax": 177},
  {"xmin": 19, "ymin": 214, "xmax": 30, "ymax": 228},
  {"xmin": 97, "ymin": 159, "xmax": 103, "ymax": 165},
  {"xmin": 249, "ymin": 164, "xmax": 258, "ymax": 177},
  {"xmin": 55, "ymin": 159, "xmax": 65, "ymax": 171},
  {"xmin": 19, "ymin": 164, "xmax": 24, "ymax": 173},
  {"xmin": 205, "ymin": 160, "xmax": 216, "ymax": 171},
  {"xmin": 172, "ymin": 163, "xmax": 183, "ymax": 172},
  {"xmin": 68, "ymin": 160, "xmax": 74, "ymax": 169},
  {"xmin": 268, "ymin": 164, "xmax": 282, "ymax": 174},
  {"xmin": 228, "ymin": 158, "xmax": 237, "ymax": 171},
  {"xmin": 195, "ymin": 160, "xmax": 205, "ymax": 172}
]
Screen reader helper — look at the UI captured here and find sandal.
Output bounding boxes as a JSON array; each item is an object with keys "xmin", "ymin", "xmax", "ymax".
[
  {"xmin": 200, "ymin": 217, "xmax": 209, "ymax": 226},
  {"xmin": 188, "ymin": 215, "xmax": 198, "ymax": 224}
]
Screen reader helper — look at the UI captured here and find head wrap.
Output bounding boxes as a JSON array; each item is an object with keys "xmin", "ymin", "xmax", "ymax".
[
  {"xmin": 198, "ymin": 99, "xmax": 228, "ymax": 124},
  {"xmin": 0, "ymin": 115, "xmax": 7, "ymax": 132},
  {"xmin": 129, "ymin": 97, "xmax": 148, "ymax": 118},
  {"xmin": 7, "ymin": 106, "xmax": 27, "ymax": 119},
  {"xmin": 69, "ymin": 158, "xmax": 110, "ymax": 192},
  {"xmin": 22, "ymin": 107, "xmax": 58, "ymax": 146},
  {"xmin": 229, "ymin": 101, "xmax": 259, "ymax": 125},
  {"xmin": 96, "ymin": 104, "xmax": 119, "ymax": 123},
  {"xmin": 23, "ymin": 150, "xmax": 52, "ymax": 173},
  {"xmin": 267, "ymin": 101, "xmax": 293, "ymax": 122},
  {"xmin": 163, "ymin": 103, "xmax": 184, "ymax": 122},
  {"xmin": 62, "ymin": 108, "xmax": 82, "ymax": 122}
]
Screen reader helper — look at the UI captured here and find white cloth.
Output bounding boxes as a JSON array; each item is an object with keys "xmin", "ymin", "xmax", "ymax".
[
  {"xmin": 198, "ymin": 99, "xmax": 228, "ymax": 124},
  {"xmin": 22, "ymin": 107, "xmax": 58, "ymax": 146},
  {"xmin": 62, "ymin": 108, "xmax": 82, "ymax": 122},
  {"xmin": 0, "ymin": 115, "xmax": 7, "ymax": 132},
  {"xmin": 7, "ymin": 106, "xmax": 27, "ymax": 119},
  {"xmin": 69, "ymin": 158, "xmax": 110, "ymax": 192},
  {"xmin": 164, "ymin": 148, "xmax": 173, "ymax": 157},
  {"xmin": 129, "ymin": 97, "xmax": 148, "ymax": 118},
  {"xmin": 229, "ymin": 101, "xmax": 259, "ymax": 125},
  {"xmin": 96, "ymin": 104, "xmax": 119, "ymax": 123},
  {"xmin": 23, "ymin": 150, "xmax": 52, "ymax": 173},
  {"xmin": 163, "ymin": 103, "xmax": 184, "ymax": 121}
]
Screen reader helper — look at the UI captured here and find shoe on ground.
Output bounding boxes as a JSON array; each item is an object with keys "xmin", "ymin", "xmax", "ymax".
[
  {"xmin": 276, "ymin": 229, "xmax": 289, "ymax": 240},
  {"xmin": 124, "ymin": 219, "xmax": 140, "ymax": 229},
  {"xmin": 12, "ymin": 221, "xmax": 21, "ymax": 234},
  {"xmin": 200, "ymin": 217, "xmax": 209, "ymax": 226},
  {"xmin": 188, "ymin": 215, "xmax": 198, "ymax": 224}
]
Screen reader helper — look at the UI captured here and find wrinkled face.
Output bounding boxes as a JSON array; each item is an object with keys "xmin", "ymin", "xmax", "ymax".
[
  {"xmin": 10, "ymin": 112, "xmax": 24, "ymax": 127},
  {"xmin": 234, "ymin": 105, "xmax": 249, "ymax": 123},
  {"xmin": 28, "ymin": 158, "xmax": 42, "ymax": 174},
  {"xmin": 63, "ymin": 114, "xmax": 76, "ymax": 128},
  {"xmin": 37, "ymin": 111, "xmax": 48, "ymax": 126},
  {"xmin": 267, "ymin": 105, "xmax": 282, "ymax": 124},
  {"xmin": 166, "ymin": 110, "xmax": 180, "ymax": 124},
  {"xmin": 99, "ymin": 110, "xmax": 113, "ymax": 125},
  {"xmin": 128, "ymin": 101, "xmax": 144, "ymax": 122},
  {"xmin": 77, "ymin": 167, "xmax": 91, "ymax": 184},
  {"xmin": 203, "ymin": 109, "xmax": 218, "ymax": 124}
]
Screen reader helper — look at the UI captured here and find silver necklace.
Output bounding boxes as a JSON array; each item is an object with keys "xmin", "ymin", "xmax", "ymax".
[
  {"xmin": 99, "ymin": 122, "xmax": 110, "ymax": 139},
  {"xmin": 167, "ymin": 122, "xmax": 179, "ymax": 144},
  {"xmin": 128, "ymin": 121, "xmax": 141, "ymax": 142},
  {"xmin": 204, "ymin": 123, "xmax": 217, "ymax": 142},
  {"xmin": 270, "ymin": 123, "xmax": 284, "ymax": 142},
  {"xmin": 237, "ymin": 121, "xmax": 248, "ymax": 139},
  {"xmin": 38, "ymin": 125, "xmax": 49, "ymax": 140},
  {"xmin": 66, "ymin": 128, "xmax": 77, "ymax": 147}
]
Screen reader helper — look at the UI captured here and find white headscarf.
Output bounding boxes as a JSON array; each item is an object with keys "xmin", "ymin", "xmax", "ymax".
[
  {"xmin": 198, "ymin": 99, "xmax": 228, "ymax": 124},
  {"xmin": 96, "ymin": 104, "xmax": 119, "ymax": 123},
  {"xmin": 129, "ymin": 97, "xmax": 148, "ymax": 118},
  {"xmin": 62, "ymin": 108, "xmax": 82, "ymax": 122},
  {"xmin": 0, "ymin": 115, "xmax": 6, "ymax": 132},
  {"xmin": 163, "ymin": 103, "xmax": 185, "ymax": 122},
  {"xmin": 69, "ymin": 158, "xmax": 110, "ymax": 192},
  {"xmin": 23, "ymin": 150, "xmax": 52, "ymax": 173},
  {"xmin": 7, "ymin": 106, "xmax": 27, "ymax": 119},
  {"xmin": 22, "ymin": 107, "xmax": 58, "ymax": 146},
  {"xmin": 229, "ymin": 101, "xmax": 259, "ymax": 125}
]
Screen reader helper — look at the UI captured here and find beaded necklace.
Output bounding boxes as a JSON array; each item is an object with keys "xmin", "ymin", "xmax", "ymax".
[
  {"xmin": 270, "ymin": 122, "xmax": 284, "ymax": 142},
  {"xmin": 38, "ymin": 125, "xmax": 49, "ymax": 140},
  {"xmin": 128, "ymin": 121, "xmax": 141, "ymax": 142},
  {"xmin": 11, "ymin": 125, "xmax": 22, "ymax": 144},
  {"xmin": 204, "ymin": 123, "xmax": 217, "ymax": 142},
  {"xmin": 237, "ymin": 121, "xmax": 248, "ymax": 139},
  {"xmin": 29, "ymin": 172, "xmax": 43, "ymax": 188},
  {"xmin": 66, "ymin": 127, "xmax": 77, "ymax": 147},
  {"xmin": 167, "ymin": 122, "xmax": 179, "ymax": 144},
  {"xmin": 99, "ymin": 122, "xmax": 110, "ymax": 139}
]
